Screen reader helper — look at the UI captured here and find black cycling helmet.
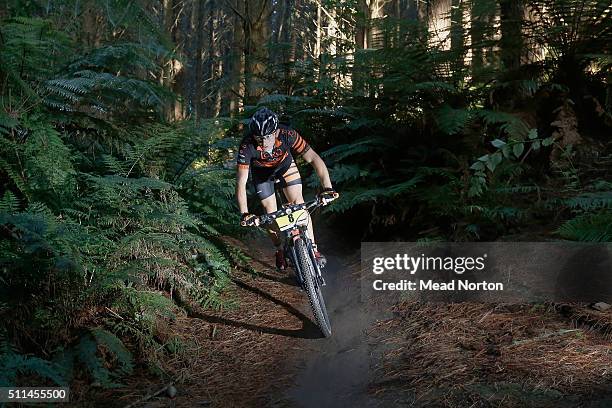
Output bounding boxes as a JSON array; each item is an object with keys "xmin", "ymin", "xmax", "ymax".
[{"xmin": 249, "ymin": 107, "xmax": 278, "ymax": 140}]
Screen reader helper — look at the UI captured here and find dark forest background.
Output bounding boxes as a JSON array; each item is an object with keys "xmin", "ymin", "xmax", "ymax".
[{"xmin": 0, "ymin": 0, "xmax": 610, "ymax": 394}]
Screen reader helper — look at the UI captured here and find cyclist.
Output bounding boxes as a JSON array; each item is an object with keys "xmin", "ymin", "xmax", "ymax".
[{"xmin": 236, "ymin": 107, "xmax": 338, "ymax": 270}]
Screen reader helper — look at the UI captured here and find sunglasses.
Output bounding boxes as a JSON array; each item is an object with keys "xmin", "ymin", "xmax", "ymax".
[{"xmin": 254, "ymin": 132, "xmax": 275, "ymax": 143}]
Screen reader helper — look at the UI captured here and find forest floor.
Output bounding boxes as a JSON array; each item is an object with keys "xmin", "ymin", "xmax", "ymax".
[{"xmin": 89, "ymin": 229, "xmax": 612, "ymax": 408}]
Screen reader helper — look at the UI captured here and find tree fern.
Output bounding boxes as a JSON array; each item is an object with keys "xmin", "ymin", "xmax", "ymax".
[
  {"xmin": 327, "ymin": 175, "xmax": 423, "ymax": 214},
  {"xmin": 557, "ymin": 211, "xmax": 612, "ymax": 242},
  {"xmin": 564, "ymin": 192, "xmax": 612, "ymax": 211},
  {"xmin": 0, "ymin": 191, "xmax": 21, "ymax": 213},
  {"xmin": 0, "ymin": 7, "xmax": 242, "ymax": 396},
  {"xmin": 435, "ymin": 105, "xmax": 473, "ymax": 135},
  {"xmin": 0, "ymin": 351, "xmax": 66, "ymax": 387},
  {"xmin": 321, "ymin": 137, "xmax": 388, "ymax": 162}
]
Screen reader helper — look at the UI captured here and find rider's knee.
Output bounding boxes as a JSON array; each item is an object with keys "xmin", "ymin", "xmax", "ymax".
[{"xmin": 286, "ymin": 191, "xmax": 305, "ymax": 204}]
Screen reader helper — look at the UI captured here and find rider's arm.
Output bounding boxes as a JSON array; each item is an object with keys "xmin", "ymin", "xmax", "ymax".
[
  {"xmin": 301, "ymin": 148, "xmax": 333, "ymax": 189},
  {"xmin": 236, "ymin": 165, "xmax": 250, "ymax": 214}
]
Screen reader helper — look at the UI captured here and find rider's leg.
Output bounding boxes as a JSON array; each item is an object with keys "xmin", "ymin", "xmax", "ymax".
[
  {"xmin": 282, "ymin": 183, "xmax": 315, "ymax": 244},
  {"xmin": 260, "ymin": 192, "xmax": 281, "ymax": 247},
  {"xmin": 253, "ymin": 168, "xmax": 287, "ymax": 270},
  {"xmin": 280, "ymin": 161, "xmax": 317, "ymax": 248},
  {"xmin": 260, "ymin": 185, "xmax": 287, "ymax": 270},
  {"xmin": 280, "ymin": 162, "xmax": 326, "ymax": 267}
]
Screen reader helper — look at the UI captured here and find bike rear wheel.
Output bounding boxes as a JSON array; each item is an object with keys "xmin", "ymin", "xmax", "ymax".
[{"xmin": 294, "ymin": 237, "xmax": 331, "ymax": 337}]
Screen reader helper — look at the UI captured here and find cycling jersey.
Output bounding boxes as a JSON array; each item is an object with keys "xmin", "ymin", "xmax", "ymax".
[
  {"xmin": 236, "ymin": 125, "xmax": 310, "ymax": 170},
  {"xmin": 237, "ymin": 125, "xmax": 310, "ymax": 200}
]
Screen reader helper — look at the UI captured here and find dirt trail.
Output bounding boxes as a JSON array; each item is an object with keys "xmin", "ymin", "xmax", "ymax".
[
  {"xmin": 282, "ymin": 251, "xmax": 385, "ymax": 408},
  {"xmin": 275, "ymin": 240, "xmax": 612, "ymax": 408},
  {"xmin": 102, "ymin": 230, "xmax": 612, "ymax": 408}
]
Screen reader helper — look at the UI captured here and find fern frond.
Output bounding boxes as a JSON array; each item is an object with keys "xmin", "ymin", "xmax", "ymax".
[
  {"xmin": 0, "ymin": 191, "xmax": 21, "ymax": 213},
  {"xmin": 565, "ymin": 192, "xmax": 612, "ymax": 211},
  {"xmin": 557, "ymin": 211, "xmax": 612, "ymax": 242},
  {"xmin": 478, "ymin": 109, "xmax": 530, "ymax": 139},
  {"xmin": 321, "ymin": 137, "xmax": 387, "ymax": 162},
  {"xmin": 0, "ymin": 352, "xmax": 65, "ymax": 387},
  {"xmin": 327, "ymin": 175, "xmax": 423, "ymax": 213},
  {"xmin": 90, "ymin": 328, "xmax": 133, "ymax": 376},
  {"xmin": 436, "ymin": 105, "xmax": 473, "ymax": 135},
  {"xmin": 75, "ymin": 334, "xmax": 119, "ymax": 388}
]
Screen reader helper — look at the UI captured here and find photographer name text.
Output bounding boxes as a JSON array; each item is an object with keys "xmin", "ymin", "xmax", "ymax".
[{"xmin": 372, "ymin": 279, "xmax": 504, "ymax": 291}]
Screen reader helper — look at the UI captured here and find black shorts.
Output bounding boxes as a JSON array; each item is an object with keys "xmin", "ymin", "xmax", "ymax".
[{"xmin": 252, "ymin": 157, "xmax": 302, "ymax": 200}]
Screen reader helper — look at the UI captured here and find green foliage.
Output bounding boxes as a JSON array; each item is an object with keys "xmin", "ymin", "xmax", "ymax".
[
  {"xmin": 1, "ymin": 0, "xmax": 610, "ymax": 395},
  {"xmin": 0, "ymin": 352, "xmax": 65, "ymax": 387},
  {"xmin": 557, "ymin": 211, "xmax": 612, "ymax": 242},
  {"xmin": 44, "ymin": 70, "xmax": 170, "ymax": 118},
  {"xmin": 327, "ymin": 176, "xmax": 423, "ymax": 214},
  {"xmin": 0, "ymin": 191, "xmax": 21, "ymax": 213},
  {"xmin": 259, "ymin": 0, "xmax": 611, "ymax": 242},
  {"xmin": 51, "ymin": 328, "xmax": 134, "ymax": 388},
  {"xmin": 0, "ymin": 333, "xmax": 66, "ymax": 386},
  {"xmin": 0, "ymin": 12, "xmax": 236, "ymax": 392},
  {"xmin": 525, "ymin": 0, "xmax": 611, "ymax": 68},
  {"xmin": 436, "ymin": 105, "xmax": 473, "ymax": 135},
  {"xmin": 564, "ymin": 192, "xmax": 612, "ymax": 211}
]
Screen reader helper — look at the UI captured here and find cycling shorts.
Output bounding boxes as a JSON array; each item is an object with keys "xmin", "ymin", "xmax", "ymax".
[{"xmin": 252, "ymin": 156, "xmax": 301, "ymax": 200}]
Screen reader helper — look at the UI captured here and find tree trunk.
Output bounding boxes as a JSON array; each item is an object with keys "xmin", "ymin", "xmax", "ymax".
[
  {"xmin": 213, "ymin": 6, "xmax": 223, "ymax": 117},
  {"xmin": 406, "ymin": 0, "xmax": 429, "ymax": 42},
  {"xmin": 353, "ymin": 0, "xmax": 367, "ymax": 96},
  {"xmin": 80, "ymin": 1, "xmax": 104, "ymax": 48},
  {"xmin": 289, "ymin": 0, "xmax": 298, "ymax": 64},
  {"xmin": 204, "ymin": 0, "xmax": 215, "ymax": 117},
  {"xmin": 392, "ymin": 0, "xmax": 401, "ymax": 46},
  {"xmin": 355, "ymin": 0, "xmax": 367, "ymax": 49},
  {"xmin": 327, "ymin": 4, "xmax": 338, "ymax": 56},
  {"xmin": 470, "ymin": 0, "xmax": 486, "ymax": 76},
  {"xmin": 499, "ymin": 0, "xmax": 523, "ymax": 70},
  {"xmin": 367, "ymin": 0, "xmax": 384, "ymax": 49},
  {"xmin": 244, "ymin": 0, "xmax": 271, "ymax": 104},
  {"xmin": 315, "ymin": 0, "xmax": 322, "ymax": 57},
  {"xmin": 160, "ymin": 0, "xmax": 187, "ymax": 121},
  {"xmin": 228, "ymin": 0, "xmax": 245, "ymax": 115},
  {"xmin": 193, "ymin": 0, "xmax": 206, "ymax": 119},
  {"xmin": 450, "ymin": 0, "xmax": 464, "ymax": 82}
]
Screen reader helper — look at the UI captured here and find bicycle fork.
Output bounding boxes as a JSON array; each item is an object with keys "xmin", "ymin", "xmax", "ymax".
[
  {"xmin": 284, "ymin": 233, "xmax": 326, "ymax": 288},
  {"xmin": 307, "ymin": 239, "xmax": 326, "ymax": 287}
]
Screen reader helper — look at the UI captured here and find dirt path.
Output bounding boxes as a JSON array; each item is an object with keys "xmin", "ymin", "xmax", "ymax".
[
  {"xmin": 100, "ymin": 231, "xmax": 612, "ymax": 408},
  {"xmin": 275, "ymin": 242, "xmax": 612, "ymax": 408},
  {"xmin": 282, "ymin": 251, "xmax": 384, "ymax": 408}
]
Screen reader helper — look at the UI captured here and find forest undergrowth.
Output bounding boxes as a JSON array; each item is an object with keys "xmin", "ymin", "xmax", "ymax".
[{"xmin": 0, "ymin": 0, "xmax": 610, "ymax": 398}]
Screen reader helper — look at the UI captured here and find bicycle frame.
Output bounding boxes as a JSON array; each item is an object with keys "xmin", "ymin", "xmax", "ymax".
[{"xmin": 258, "ymin": 200, "xmax": 325, "ymax": 288}]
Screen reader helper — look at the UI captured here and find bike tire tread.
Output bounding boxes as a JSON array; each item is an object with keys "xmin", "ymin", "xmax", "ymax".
[{"xmin": 295, "ymin": 238, "xmax": 332, "ymax": 337}]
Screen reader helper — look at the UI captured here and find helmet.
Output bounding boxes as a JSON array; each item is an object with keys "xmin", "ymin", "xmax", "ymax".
[{"xmin": 249, "ymin": 107, "xmax": 278, "ymax": 140}]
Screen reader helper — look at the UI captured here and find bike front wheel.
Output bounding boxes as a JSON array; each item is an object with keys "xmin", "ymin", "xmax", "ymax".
[{"xmin": 294, "ymin": 237, "xmax": 332, "ymax": 337}]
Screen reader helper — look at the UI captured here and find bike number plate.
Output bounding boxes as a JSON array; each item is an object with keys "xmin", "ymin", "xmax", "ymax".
[{"xmin": 275, "ymin": 209, "xmax": 308, "ymax": 231}]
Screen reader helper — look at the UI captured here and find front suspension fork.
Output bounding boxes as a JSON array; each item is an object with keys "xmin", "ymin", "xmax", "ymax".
[
  {"xmin": 285, "ymin": 231, "xmax": 326, "ymax": 288},
  {"xmin": 304, "ymin": 237, "xmax": 326, "ymax": 287}
]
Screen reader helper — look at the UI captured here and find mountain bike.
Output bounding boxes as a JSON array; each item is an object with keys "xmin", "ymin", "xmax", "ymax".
[{"xmin": 244, "ymin": 198, "xmax": 332, "ymax": 338}]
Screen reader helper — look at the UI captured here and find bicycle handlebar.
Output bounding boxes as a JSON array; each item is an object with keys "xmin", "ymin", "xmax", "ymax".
[
  {"xmin": 258, "ymin": 199, "xmax": 320, "ymax": 226},
  {"xmin": 241, "ymin": 199, "xmax": 321, "ymax": 227}
]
